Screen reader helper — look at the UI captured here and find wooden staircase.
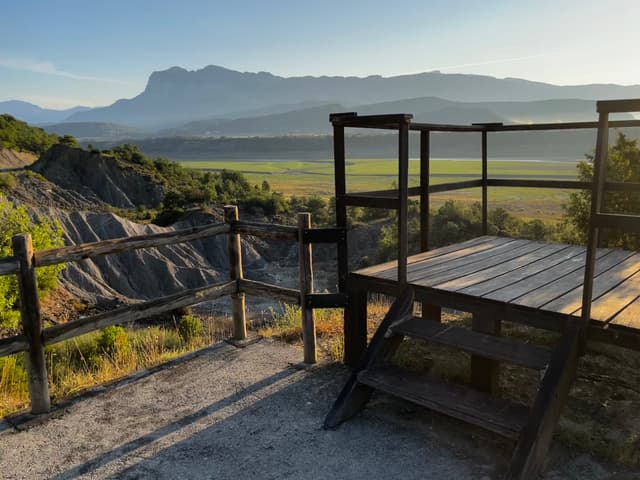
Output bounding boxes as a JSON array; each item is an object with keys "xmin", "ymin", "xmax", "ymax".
[{"xmin": 324, "ymin": 288, "xmax": 582, "ymax": 479}]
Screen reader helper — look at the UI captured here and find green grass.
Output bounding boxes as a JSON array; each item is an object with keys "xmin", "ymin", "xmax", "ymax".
[{"xmin": 180, "ymin": 158, "xmax": 579, "ymax": 221}]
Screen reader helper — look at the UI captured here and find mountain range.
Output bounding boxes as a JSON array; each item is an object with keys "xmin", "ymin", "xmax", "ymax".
[
  {"xmin": 2, "ymin": 65, "xmax": 639, "ymax": 141},
  {"xmin": 0, "ymin": 100, "xmax": 90, "ymax": 125}
]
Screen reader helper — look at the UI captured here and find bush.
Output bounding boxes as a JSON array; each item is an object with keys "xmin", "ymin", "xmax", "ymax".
[
  {"xmin": 0, "ymin": 173, "xmax": 17, "ymax": 191},
  {"xmin": 97, "ymin": 325, "xmax": 129, "ymax": 357},
  {"xmin": 178, "ymin": 315, "xmax": 204, "ymax": 343},
  {"xmin": 0, "ymin": 194, "xmax": 65, "ymax": 330}
]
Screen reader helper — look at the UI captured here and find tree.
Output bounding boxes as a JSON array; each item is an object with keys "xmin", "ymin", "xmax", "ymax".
[
  {"xmin": 560, "ymin": 132, "xmax": 640, "ymax": 249},
  {"xmin": 0, "ymin": 194, "xmax": 65, "ymax": 330}
]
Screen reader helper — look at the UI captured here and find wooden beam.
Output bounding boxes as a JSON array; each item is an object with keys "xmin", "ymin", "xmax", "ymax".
[
  {"xmin": 233, "ymin": 221, "xmax": 298, "ymax": 241},
  {"xmin": 398, "ymin": 122, "xmax": 409, "ymax": 285},
  {"xmin": 238, "ymin": 279, "xmax": 300, "ymax": 304},
  {"xmin": 225, "ymin": 206, "xmax": 247, "ymax": 341},
  {"xmin": 344, "ymin": 286, "xmax": 368, "ymax": 367},
  {"xmin": 481, "ymin": 131, "xmax": 488, "ymax": 235},
  {"xmin": 508, "ymin": 327, "xmax": 580, "ymax": 479},
  {"xmin": 420, "ymin": 130, "xmax": 430, "ymax": 252},
  {"xmin": 36, "ymin": 223, "xmax": 230, "ymax": 267},
  {"xmin": 13, "ymin": 234, "xmax": 50, "ymax": 414},
  {"xmin": 428, "ymin": 179, "xmax": 483, "ymax": 193},
  {"xmin": 298, "ymin": 213, "xmax": 316, "ymax": 364},
  {"xmin": 44, "ymin": 281, "xmax": 237, "ymax": 345},
  {"xmin": 0, "ymin": 334, "xmax": 29, "ymax": 357},
  {"xmin": 0, "ymin": 257, "xmax": 19, "ymax": 276},
  {"xmin": 471, "ymin": 312, "xmax": 501, "ymax": 395}
]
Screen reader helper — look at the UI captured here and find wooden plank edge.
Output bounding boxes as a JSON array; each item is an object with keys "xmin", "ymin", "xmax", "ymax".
[
  {"xmin": 36, "ymin": 222, "xmax": 230, "ymax": 267},
  {"xmin": 0, "ymin": 334, "xmax": 29, "ymax": 357},
  {"xmin": 238, "ymin": 278, "xmax": 300, "ymax": 304},
  {"xmin": 43, "ymin": 280, "xmax": 237, "ymax": 346}
]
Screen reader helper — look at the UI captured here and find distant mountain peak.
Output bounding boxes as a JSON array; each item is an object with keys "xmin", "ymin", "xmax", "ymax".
[{"xmin": 64, "ymin": 65, "xmax": 640, "ymax": 128}]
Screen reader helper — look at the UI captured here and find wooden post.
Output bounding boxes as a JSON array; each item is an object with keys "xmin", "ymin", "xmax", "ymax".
[
  {"xmin": 481, "ymin": 130, "xmax": 488, "ymax": 235},
  {"xmin": 398, "ymin": 121, "xmax": 409, "ymax": 285},
  {"xmin": 345, "ymin": 286, "xmax": 368, "ymax": 367},
  {"xmin": 419, "ymin": 129, "xmax": 430, "ymax": 252},
  {"xmin": 12, "ymin": 234, "xmax": 50, "ymax": 414},
  {"xmin": 471, "ymin": 312, "xmax": 501, "ymax": 394},
  {"xmin": 298, "ymin": 213, "xmax": 316, "ymax": 364},
  {"xmin": 224, "ymin": 206, "xmax": 247, "ymax": 341},
  {"xmin": 419, "ymin": 129, "xmax": 441, "ymax": 322}
]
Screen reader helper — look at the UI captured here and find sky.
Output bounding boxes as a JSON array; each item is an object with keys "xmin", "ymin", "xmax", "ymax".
[{"xmin": 1, "ymin": 0, "xmax": 639, "ymax": 109}]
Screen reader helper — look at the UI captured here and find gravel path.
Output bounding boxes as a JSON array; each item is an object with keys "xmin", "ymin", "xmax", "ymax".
[{"xmin": 0, "ymin": 340, "xmax": 635, "ymax": 479}]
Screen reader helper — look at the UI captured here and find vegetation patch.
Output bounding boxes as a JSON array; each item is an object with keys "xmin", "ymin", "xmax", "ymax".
[{"xmin": 0, "ymin": 314, "xmax": 231, "ymax": 416}]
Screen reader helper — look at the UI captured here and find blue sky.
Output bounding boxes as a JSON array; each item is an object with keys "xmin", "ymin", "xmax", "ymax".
[{"xmin": 1, "ymin": 0, "xmax": 638, "ymax": 108}]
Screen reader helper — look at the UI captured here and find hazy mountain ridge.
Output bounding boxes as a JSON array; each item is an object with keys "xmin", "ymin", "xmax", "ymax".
[
  {"xmin": 0, "ymin": 100, "xmax": 90, "ymax": 125},
  {"xmin": 64, "ymin": 65, "xmax": 640, "ymax": 128}
]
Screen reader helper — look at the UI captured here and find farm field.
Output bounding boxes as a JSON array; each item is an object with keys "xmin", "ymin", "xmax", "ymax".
[{"xmin": 181, "ymin": 158, "xmax": 581, "ymax": 221}]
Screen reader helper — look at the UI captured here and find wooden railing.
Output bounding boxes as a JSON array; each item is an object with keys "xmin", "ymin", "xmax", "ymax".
[{"xmin": 0, "ymin": 206, "xmax": 347, "ymax": 414}]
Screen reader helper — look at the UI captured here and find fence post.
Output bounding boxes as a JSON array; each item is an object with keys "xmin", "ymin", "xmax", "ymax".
[
  {"xmin": 224, "ymin": 206, "xmax": 247, "ymax": 341},
  {"xmin": 12, "ymin": 234, "xmax": 50, "ymax": 414},
  {"xmin": 298, "ymin": 213, "xmax": 316, "ymax": 364}
]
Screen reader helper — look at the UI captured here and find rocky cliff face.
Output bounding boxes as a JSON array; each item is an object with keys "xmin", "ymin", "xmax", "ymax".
[{"xmin": 31, "ymin": 145, "xmax": 165, "ymax": 208}]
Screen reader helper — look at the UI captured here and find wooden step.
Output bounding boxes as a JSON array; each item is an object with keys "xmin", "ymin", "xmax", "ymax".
[
  {"xmin": 358, "ymin": 366, "xmax": 529, "ymax": 439},
  {"xmin": 391, "ymin": 317, "xmax": 551, "ymax": 370}
]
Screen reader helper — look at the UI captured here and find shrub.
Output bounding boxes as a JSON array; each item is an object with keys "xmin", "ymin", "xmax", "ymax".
[
  {"xmin": 0, "ymin": 194, "xmax": 65, "ymax": 330},
  {"xmin": 178, "ymin": 315, "xmax": 204, "ymax": 343},
  {"xmin": 0, "ymin": 173, "xmax": 17, "ymax": 191},
  {"xmin": 97, "ymin": 325, "xmax": 129, "ymax": 357}
]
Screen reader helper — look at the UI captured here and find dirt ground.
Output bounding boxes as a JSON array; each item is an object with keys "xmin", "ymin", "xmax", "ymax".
[{"xmin": 0, "ymin": 340, "xmax": 638, "ymax": 480}]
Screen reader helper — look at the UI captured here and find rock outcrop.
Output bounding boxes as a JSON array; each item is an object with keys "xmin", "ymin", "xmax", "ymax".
[{"xmin": 31, "ymin": 145, "xmax": 165, "ymax": 208}]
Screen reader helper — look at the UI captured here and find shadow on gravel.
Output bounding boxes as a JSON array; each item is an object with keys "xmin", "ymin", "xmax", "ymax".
[
  {"xmin": 54, "ymin": 362, "xmax": 483, "ymax": 480},
  {"xmin": 51, "ymin": 367, "xmax": 300, "ymax": 480}
]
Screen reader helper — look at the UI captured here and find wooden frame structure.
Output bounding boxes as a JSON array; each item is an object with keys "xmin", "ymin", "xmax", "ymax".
[
  {"xmin": 327, "ymin": 100, "xmax": 640, "ymax": 479},
  {"xmin": 330, "ymin": 109, "xmax": 640, "ymax": 363},
  {"xmin": 0, "ymin": 207, "xmax": 347, "ymax": 414}
]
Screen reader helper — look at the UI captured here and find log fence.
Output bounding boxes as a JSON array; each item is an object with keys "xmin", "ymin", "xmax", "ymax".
[{"xmin": 0, "ymin": 206, "xmax": 346, "ymax": 413}]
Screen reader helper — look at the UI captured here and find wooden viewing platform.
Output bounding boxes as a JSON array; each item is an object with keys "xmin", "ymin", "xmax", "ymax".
[
  {"xmin": 326, "ymin": 99, "xmax": 640, "ymax": 479},
  {"xmin": 354, "ymin": 235, "xmax": 640, "ymax": 335}
]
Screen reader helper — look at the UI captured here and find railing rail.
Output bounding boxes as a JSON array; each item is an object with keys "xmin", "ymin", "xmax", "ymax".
[{"xmin": 0, "ymin": 205, "xmax": 348, "ymax": 414}]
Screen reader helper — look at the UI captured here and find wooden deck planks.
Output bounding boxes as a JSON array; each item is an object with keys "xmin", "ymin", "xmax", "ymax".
[
  {"xmin": 355, "ymin": 235, "xmax": 494, "ymax": 277},
  {"xmin": 411, "ymin": 240, "xmax": 547, "ymax": 287},
  {"xmin": 435, "ymin": 243, "xmax": 568, "ymax": 292},
  {"xmin": 609, "ymin": 295, "xmax": 640, "ymax": 328},
  {"xmin": 481, "ymin": 249, "xmax": 610, "ymax": 303},
  {"xmin": 511, "ymin": 249, "xmax": 633, "ymax": 309},
  {"xmin": 354, "ymin": 235, "xmax": 640, "ymax": 329},
  {"xmin": 461, "ymin": 246, "xmax": 584, "ymax": 297},
  {"xmin": 377, "ymin": 236, "xmax": 516, "ymax": 281},
  {"xmin": 543, "ymin": 253, "xmax": 640, "ymax": 316}
]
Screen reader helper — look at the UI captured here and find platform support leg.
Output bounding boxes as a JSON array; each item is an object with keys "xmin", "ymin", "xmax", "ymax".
[
  {"xmin": 344, "ymin": 286, "xmax": 368, "ymax": 368},
  {"xmin": 471, "ymin": 312, "xmax": 501, "ymax": 394},
  {"xmin": 421, "ymin": 302, "xmax": 441, "ymax": 323}
]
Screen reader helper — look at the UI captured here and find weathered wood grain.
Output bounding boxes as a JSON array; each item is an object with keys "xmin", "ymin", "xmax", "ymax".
[
  {"xmin": 238, "ymin": 279, "xmax": 300, "ymax": 304},
  {"xmin": 36, "ymin": 222, "xmax": 230, "ymax": 267},
  {"xmin": 225, "ymin": 206, "xmax": 246, "ymax": 341},
  {"xmin": 233, "ymin": 221, "xmax": 298, "ymax": 241},
  {"xmin": 435, "ymin": 243, "xmax": 567, "ymax": 292},
  {"xmin": 44, "ymin": 281, "xmax": 237, "ymax": 345},
  {"xmin": 0, "ymin": 257, "xmax": 19, "ymax": 276},
  {"xmin": 298, "ymin": 213, "xmax": 316, "ymax": 364},
  {"xmin": 13, "ymin": 234, "xmax": 50, "ymax": 413},
  {"xmin": 0, "ymin": 334, "xmax": 29, "ymax": 357}
]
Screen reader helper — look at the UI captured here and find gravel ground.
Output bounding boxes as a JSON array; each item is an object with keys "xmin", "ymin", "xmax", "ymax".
[{"xmin": 0, "ymin": 340, "xmax": 637, "ymax": 480}]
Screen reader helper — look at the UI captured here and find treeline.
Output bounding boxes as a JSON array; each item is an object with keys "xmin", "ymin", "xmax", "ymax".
[
  {"xmin": 100, "ymin": 144, "xmax": 337, "ymax": 225},
  {"xmin": 0, "ymin": 114, "xmax": 78, "ymax": 155}
]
